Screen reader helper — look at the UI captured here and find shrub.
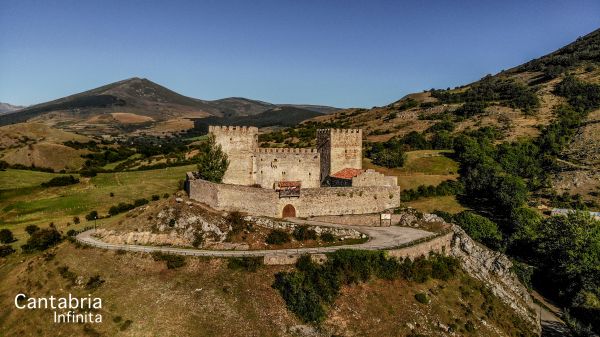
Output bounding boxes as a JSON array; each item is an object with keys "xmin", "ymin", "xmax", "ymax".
[
  {"xmin": 0, "ymin": 245, "xmax": 15, "ymax": 257},
  {"xmin": 22, "ymin": 228, "xmax": 62, "ymax": 252},
  {"xmin": 85, "ymin": 275, "xmax": 105, "ymax": 290},
  {"xmin": 133, "ymin": 198, "xmax": 149, "ymax": 207},
  {"xmin": 85, "ymin": 211, "xmax": 98, "ymax": 221},
  {"xmin": 401, "ymin": 180, "xmax": 463, "ymax": 202},
  {"xmin": 58, "ymin": 265, "xmax": 77, "ymax": 284},
  {"xmin": 120, "ymin": 320, "xmax": 133, "ymax": 331},
  {"xmin": 73, "ymin": 216, "xmax": 80, "ymax": 224},
  {"xmin": 151, "ymin": 252, "xmax": 185, "ymax": 269},
  {"xmin": 454, "ymin": 211, "xmax": 503, "ymax": 249},
  {"xmin": 79, "ymin": 168, "xmax": 97, "ymax": 177},
  {"xmin": 162, "ymin": 193, "xmax": 170, "ymax": 199},
  {"xmin": 292, "ymin": 225, "xmax": 317, "ymax": 241},
  {"xmin": 227, "ymin": 257, "xmax": 263, "ymax": 272},
  {"xmin": 414, "ymin": 292, "xmax": 430, "ymax": 304},
  {"xmin": 66, "ymin": 229, "xmax": 77, "ymax": 237},
  {"xmin": 227, "ymin": 211, "xmax": 249, "ymax": 237},
  {"xmin": 25, "ymin": 225, "xmax": 40, "ymax": 235},
  {"xmin": 0, "ymin": 229, "xmax": 15, "ymax": 243},
  {"xmin": 108, "ymin": 203, "xmax": 135, "ymax": 216},
  {"xmin": 320, "ymin": 232, "xmax": 335, "ymax": 243},
  {"xmin": 266, "ymin": 229, "xmax": 291, "ymax": 245},
  {"xmin": 192, "ymin": 233, "xmax": 204, "ymax": 248},
  {"xmin": 272, "ymin": 251, "xmax": 458, "ymax": 323},
  {"xmin": 454, "ymin": 101, "xmax": 487, "ymax": 117},
  {"xmin": 41, "ymin": 175, "xmax": 79, "ymax": 187},
  {"xmin": 151, "ymin": 194, "xmax": 160, "ymax": 201}
]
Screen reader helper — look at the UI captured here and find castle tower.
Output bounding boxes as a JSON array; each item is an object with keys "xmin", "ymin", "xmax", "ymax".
[
  {"xmin": 317, "ymin": 128, "xmax": 363, "ymax": 182},
  {"xmin": 208, "ymin": 126, "xmax": 258, "ymax": 185}
]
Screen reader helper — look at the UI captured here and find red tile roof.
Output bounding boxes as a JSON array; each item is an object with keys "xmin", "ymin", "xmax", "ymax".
[{"xmin": 331, "ymin": 168, "xmax": 363, "ymax": 179}]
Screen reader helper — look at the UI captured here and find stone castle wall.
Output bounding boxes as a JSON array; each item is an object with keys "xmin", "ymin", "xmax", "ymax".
[
  {"xmin": 186, "ymin": 173, "xmax": 401, "ymax": 218},
  {"xmin": 352, "ymin": 169, "xmax": 397, "ymax": 187},
  {"xmin": 253, "ymin": 148, "xmax": 321, "ymax": 188},
  {"xmin": 317, "ymin": 129, "xmax": 363, "ymax": 181},
  {"xmin": 209, "ymin": 126, "xmax": 258, "ymax": 186},
  {"xmin": 210, "ymin": 126, "xmax": 364, "ymax": 188}
]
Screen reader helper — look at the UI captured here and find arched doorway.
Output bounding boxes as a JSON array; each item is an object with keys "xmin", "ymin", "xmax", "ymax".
[{"xmin": 282, "ymin": 204, "xmax": 296, "ymax": 218}]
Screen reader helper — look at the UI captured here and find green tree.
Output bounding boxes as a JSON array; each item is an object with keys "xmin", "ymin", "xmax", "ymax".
[
  {"xmin": 21, "ymin": 228, "xmax": 62, "ymax": 252},
  {"xmin": 0, "ymin": 229, "xmax": 15, "ymax": 243},
  {"xmin": 534, "ymin": 212, "xmax": 600, "ymax": 301},
  {"xmin": 25, "ymin": 225, "xmax": 40, "ymax": 235},
  {"xmin": 196, "ymin": 135, "xmax": 229, "ymax": 183},
  {"xmin": 492, "ymin": 174, "xmax": 528, "ymax": 215},
  {"xmin": 454, "ymin": 211, "xmax": 503, "ymax": 249}
]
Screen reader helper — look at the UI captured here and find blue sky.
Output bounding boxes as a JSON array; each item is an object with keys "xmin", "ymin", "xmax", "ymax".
[{"xmin": 0, "ymin": 0, "xmax": 598, "ymax": 108}]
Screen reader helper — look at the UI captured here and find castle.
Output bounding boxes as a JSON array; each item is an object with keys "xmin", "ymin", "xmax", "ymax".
[{"xmin": 186, "ymin": 126, "xmax": 400, "ymax": 218}]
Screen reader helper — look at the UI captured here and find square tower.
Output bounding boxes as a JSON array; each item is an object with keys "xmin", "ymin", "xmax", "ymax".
[
  {"xmin": 317, "ymin": 128, "xmax": 362, "ymax": 182},
  {"xmin": 209, "ymin": 126, "xmax": 258, "ymax": 185}
]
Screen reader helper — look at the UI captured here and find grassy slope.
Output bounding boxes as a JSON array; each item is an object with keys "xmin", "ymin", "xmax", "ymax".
[
  {"xmin": 0, "ymin": 243, "xmax": 535, "ymax": 337},
  {"xmin": 361, "ymin": 150, "xmax": 465, "ymax": 214},
  {"xmin": 0, "ymin": 165, "xmax": 193, "ymax": 242},
  {"xmin": 0, "ymin": 122, "xmax": 91, "ymax": 170}
]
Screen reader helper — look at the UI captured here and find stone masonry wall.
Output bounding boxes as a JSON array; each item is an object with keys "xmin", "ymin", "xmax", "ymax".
[
  {"xmin": 386, "ymin": 231, "xmax": 453, "ymax": 260},
  {"xmin": 186, "ymin": 174, "xmax": 401, "ymax": 218},
  {"xmin": 209, "ymin": 125, "xmax": 258, "ymax": 186},
  {"xmin": 329, "ymin": 129, "xmax": 362, "ymax": 176},
  {"xmin": 317, "ymin": 129, "xmax": 363, "ymax": 181},
  {"xmin": 352, "ymin": 169, "xmax": 398, "ymax": 187},
  {"xmin": 253, "ymin": 148, "xmax": 321, "ymax": 188}
]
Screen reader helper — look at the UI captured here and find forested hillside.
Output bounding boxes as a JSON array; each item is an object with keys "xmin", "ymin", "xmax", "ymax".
[{"xmin": 260, "ymin": 28, "xmax": 600, "ymax": 334}]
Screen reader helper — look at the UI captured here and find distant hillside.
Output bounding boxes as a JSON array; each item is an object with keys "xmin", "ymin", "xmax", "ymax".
[
  {"xmin": 278, "ymin": 104, "xmax": 339, "ymax": 114},
  {"xmin": 0, "ymin": 102, "xmax": 24, "ymax": 114},
  {"xmin": 263, "ymin": 28, "xmax": 600, "ymax": 205},
  {"xmin": 192, "ymin": 106, "xmax": 324, "ymax": 130},
  {"xmin": 0, "ymin": 78, "xmax": 338, "ymax": 135}
]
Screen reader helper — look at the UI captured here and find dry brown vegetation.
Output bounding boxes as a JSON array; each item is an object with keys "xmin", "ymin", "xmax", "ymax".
[{"xmin": 0, "ymin": 242, "xmax": 535, "ymax": 337}]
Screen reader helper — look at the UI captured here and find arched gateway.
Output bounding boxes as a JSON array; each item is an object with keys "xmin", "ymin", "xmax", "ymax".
[{"xmin": 282, "ymin": 204, "xmax": 296, "ymax": 218}]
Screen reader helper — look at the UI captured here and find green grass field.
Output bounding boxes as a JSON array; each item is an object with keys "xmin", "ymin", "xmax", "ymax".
[
  {"xmin": 403, "ymin": 195, "xmax": 467, "ymax": 214},
  {"xmin": 363, "ymin": 150, "xmax": 465, "ymax": 213},
  {"xmin": 363, "ymin": 150, "xmax": 459, "ymax": 190},
  {"xmin": 0, "ymin": 165, "xmax": 195, "ymax": 242}
]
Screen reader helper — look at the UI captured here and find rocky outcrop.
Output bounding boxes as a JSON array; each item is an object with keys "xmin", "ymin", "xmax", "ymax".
[
  {"xmin": 450, "ymin": 225, "xmax": 541, "ymax": 334},
  {"xmin": 245, "ymin": 215, "xmax": 365, "ymax": 240}
]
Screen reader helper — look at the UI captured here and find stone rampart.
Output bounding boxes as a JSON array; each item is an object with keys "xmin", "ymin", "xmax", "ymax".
[{"xmin": 186, "ymin": 174, "xmax": 400, "ymax": 218}]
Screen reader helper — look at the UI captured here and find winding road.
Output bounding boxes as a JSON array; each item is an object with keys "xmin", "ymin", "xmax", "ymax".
[{"xmin": 75, "ymin": 218, "xmax": 434, "ymax": 258}]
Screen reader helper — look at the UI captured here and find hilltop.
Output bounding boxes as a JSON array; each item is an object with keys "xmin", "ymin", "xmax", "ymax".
[
  {"xmin": 264, "ymin": 28, "xmax": 600, "ymax": 206},
  {"xmin": 0, "ymin": 102, "xmax": 24, "ymax": 115},
  {"xmin": 0, "ymin": 78, "xmax": 339, "ymax": 135}
]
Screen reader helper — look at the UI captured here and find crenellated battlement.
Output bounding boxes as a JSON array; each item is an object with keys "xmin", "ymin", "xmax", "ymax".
[
  {"xmin": 317, "ymin": 128, "xmax": 362, "ymax": 135},
  {"xmin": 208, "ymin": 125, "xmax": 259, "ymax": 134},
  {"xmin": 256, "ymin": 148, "xmax": 318, "ymax": 154}
]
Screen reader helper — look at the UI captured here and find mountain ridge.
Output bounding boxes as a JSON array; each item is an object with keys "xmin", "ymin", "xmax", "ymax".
[
  {"xmin": 0, "ymin": 102, "xmax": 25, "ymax": 115},
  {"xmin": 0, "ymin": 77, "xmax": 339, "ymax": 128}
]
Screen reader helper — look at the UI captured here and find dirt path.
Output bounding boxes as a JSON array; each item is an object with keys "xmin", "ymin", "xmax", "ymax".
[
  {"xmin": 76, "ymin": 219, "xmax": 433, "ymax": 258},
  {"xmin": 531, "ymin": 291, "xmax": 572, "ymax": 337}
]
